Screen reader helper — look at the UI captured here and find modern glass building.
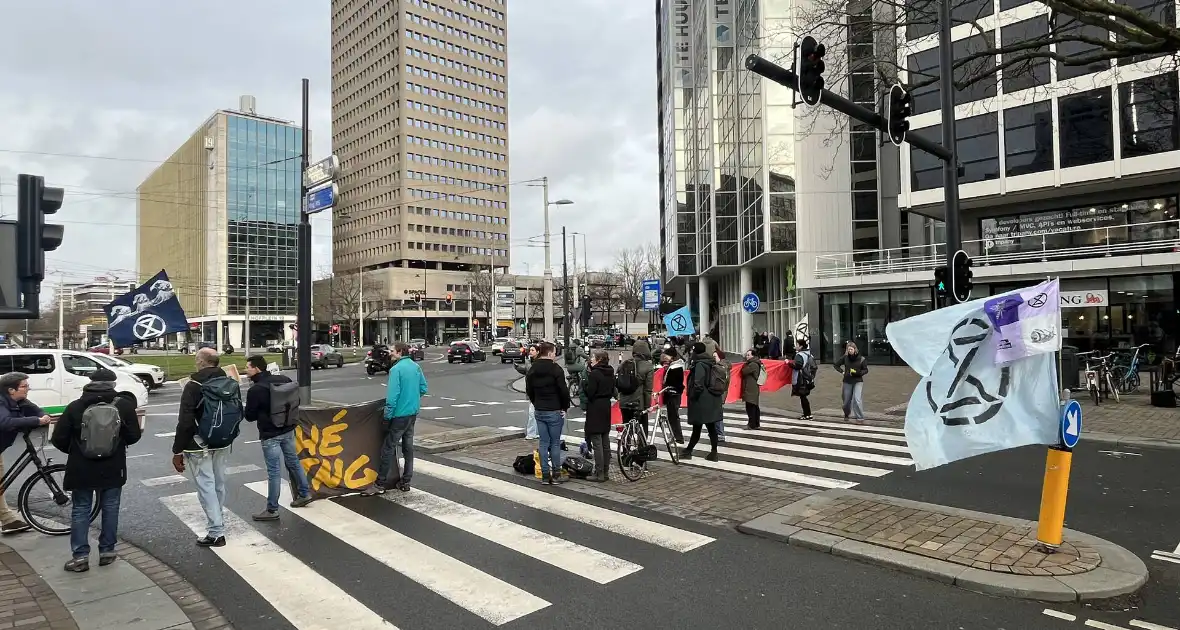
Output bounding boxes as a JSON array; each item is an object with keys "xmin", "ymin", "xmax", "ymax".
[{"xmin": 138, "ymin": 97, "xmax": 304, "ymax": 349}]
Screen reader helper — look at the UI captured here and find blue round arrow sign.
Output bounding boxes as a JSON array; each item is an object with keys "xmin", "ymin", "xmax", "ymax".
[{"xmin": 1060, "ymin": 399, "xmax": 1082, "ymax": 449}]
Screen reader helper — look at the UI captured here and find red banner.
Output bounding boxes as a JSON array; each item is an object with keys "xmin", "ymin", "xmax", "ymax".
[{"xmin": 610, "ymin": 360, "xmax": 793, "ymax": 425}]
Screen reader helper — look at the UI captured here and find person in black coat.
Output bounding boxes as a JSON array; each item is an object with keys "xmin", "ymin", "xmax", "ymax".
[
  {"xmin": 581, "ymin": 350, "xmax": 615, "ymax": 482},
  {"xmin": 524, "ymin": 342, "xmax": 570, "ymax": 484},
  {"xmin": 51, "ymin": 368, "xmax": 142, "ymax": 572},
  {"xmin": 660, "ymin": 348, "xmax": 685, "ymax": 443}
]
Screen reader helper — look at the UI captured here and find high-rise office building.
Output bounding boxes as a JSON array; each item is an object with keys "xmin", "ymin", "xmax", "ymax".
[
  {"xmin": 138, "ymin": 96, "xmax": 304, "ymax": 349},
  {"xmin": 330, "ymin": 0, "xmax": 510, "ymax": 280}
]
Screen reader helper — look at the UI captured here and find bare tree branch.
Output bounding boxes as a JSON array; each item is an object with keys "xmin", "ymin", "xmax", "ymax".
[{"xmin": 315, "ymin": 267, "xmax": 384, "ymax": 345}]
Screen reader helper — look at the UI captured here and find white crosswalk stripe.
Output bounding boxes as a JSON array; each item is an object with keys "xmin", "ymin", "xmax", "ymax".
[{"xmin": 154, "ymin": 459, "xmax": 714, "ymax": 628}]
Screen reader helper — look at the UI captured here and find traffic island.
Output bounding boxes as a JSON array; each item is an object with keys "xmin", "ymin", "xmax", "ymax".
[
  {"xmin": 416, "ymin": 426, "xmax": 525, "ymax": 454},
  {"xmin": 738, "ymin": 489, "xmax": 1146, "ymax": 603}
]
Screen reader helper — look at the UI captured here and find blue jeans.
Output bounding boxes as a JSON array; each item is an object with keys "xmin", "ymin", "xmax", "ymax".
[
  {"xmin": 70, "ymin": 488, "xmax": 121, "ymax": 559},
  {"xmin": 525, "ymin": 404, "xmax": 538, "ymax": 439},
  {"xmin": 377, "ymin": 415, "xmax": 416, "ymax": 487},
  {"xmin": 535, "ymin": 410, "xmax": 564, "ymax": 476},
  {"xmin": 185, "ymin": 449, "xmax": 228, "ymax": 538},
  {"xmin": 262, "ymin": 431, "xmax": 311, "ymax": 511}
]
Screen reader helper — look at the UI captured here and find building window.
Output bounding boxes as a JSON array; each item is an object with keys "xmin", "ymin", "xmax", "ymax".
[
  {"xmin": 1056, "ymin": 19, "xmax": 1111, "ymax": 80},
  {"xmin": 953, "ymin": 32, "xmax": 997, "ymax": 105},
  {"xmin": 907, "ymin": 48, "xmax": 941, "ymax": 115},
  {"xmin": 1004, "ymin": 101, "xmax": 1054, "ymax": 176},
  {"xmin": 1118, "ymin": 0, "xmax": 1177, "ymax": 64},
  {"xmin": 1000, "ymin": 16, "xmax": 1050, "ymax": 94},
  {"xmin": 910, "ymin": 125, "xmax": 944, "ymax": 191},
  {"xmin": 1118, "ymin": 73, "xmax": 1180, "ymax": 158},
  {"xmin": 957, "ymin": 113, "xmax": 1000, "ymax": 183},
  {"xmin": 1060, "ymin": 87, "xmax": 1113, "ymax": 167}
]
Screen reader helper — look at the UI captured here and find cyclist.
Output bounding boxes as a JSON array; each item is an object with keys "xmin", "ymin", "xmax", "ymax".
[{"xmin": 0, "ymin": 371, "xmax": 52, "ymax": 535}]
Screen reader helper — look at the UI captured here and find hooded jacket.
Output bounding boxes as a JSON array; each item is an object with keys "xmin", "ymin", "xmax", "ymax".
[
  {"xmin": 51, "ymin": 382, "xmax": 142, "ymax": 490},
  {"xmin": 835, "ymin": 352, "xmax": 869, "ymax": 384},
  {"xmin": 0, "ymin": 393, "xmax": 43, "ymax": 453},
  {"xmin": 686, "ymin": 350, "xmax": 724, "ymax": 426},
  {"xmin": 244, "ymin": 370, "xmax": 296, "ymax": 441},
  {"xmin": 741, "ymin": 356, "xmax": 763, "ymax": 404},
  {"xmin": 525, "ymin": 357, "xmax": 571, "ymax": 412},
  {"xmin": 663, "ymin": 357, "xmax": 686, "ymax": 403},
  {"xmin": 385, "ymin": 355, "xmax": 429, "ymax": 419},
  {"xmin": 582, "ymin": 362, "xmax": 616, "ymax": 434},
  {"xmin": 617, "ymin": 339, "xmax": 655, "ymax": 410},
  {"xmin": 173, "ymin": 366, "xmax": 228, "ymax": 454}
]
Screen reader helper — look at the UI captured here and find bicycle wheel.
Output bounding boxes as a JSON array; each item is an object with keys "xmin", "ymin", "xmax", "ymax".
[
  {"xmin": 616, "ymin": 426, "xmax": 645, "ymax": 482},
  {"xmin": 18, "ymin": 464, "xmax": 96, "ymax": 535},
  {"xmin": 658, "ymin": 414, "xmax": 680, "ymax": 465},
  {"xmin": 1089, "ymin": 381, "xmax": 1100, "ymax": 406}
]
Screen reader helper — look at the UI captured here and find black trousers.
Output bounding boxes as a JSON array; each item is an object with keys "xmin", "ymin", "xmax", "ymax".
[
  {"xmin": 745, "ymin": 402, "xmax": 761, "ymax": 429},
  {"xmin": 664, "ymin": 396, "xmax": 684, "ymax": 442},
  {"xmin": 621, "ymin": 407, "xmax": 649, "ymax": 438},
  {"xmin": 586, "ymin": 432, "xmax": 610, "ymax": 477},
  {"xmin": 798, "ymin": 394, "xmax": 812, "ymax": 417},
  {"xmin": 685, "ymin": 421, "xmax": 719, "ymax": 453}
]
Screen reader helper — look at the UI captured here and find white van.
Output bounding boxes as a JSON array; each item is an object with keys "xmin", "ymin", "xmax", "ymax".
[{"xmin": 0, "ymin": 349, "xmax": 149, "ymax": 415}]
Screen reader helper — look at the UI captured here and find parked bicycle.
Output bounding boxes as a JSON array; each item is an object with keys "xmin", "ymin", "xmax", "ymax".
[
  {"xmin": 4, "ymin": 428, "xmax": 99, "ymax": 535},
  {"xmin": 1076, "ymin": 350, "xmax": 1120, "ymax": 405},
  {"xmin": 1110, "ymin": 344, "xmax": 1152, "ymax": 394},
  {"xmin": 615, "ymin": 386, "xmax": 680, "ymax": 481}
]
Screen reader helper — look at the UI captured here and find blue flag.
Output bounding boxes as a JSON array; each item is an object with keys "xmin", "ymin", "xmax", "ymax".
[
  {"xmin": 662, "ymin": 306, "xmax": 696, "ymax": 337},
  {"xmin": 103, "ymin": 270, "xmax": 189, "ymax": 347}
]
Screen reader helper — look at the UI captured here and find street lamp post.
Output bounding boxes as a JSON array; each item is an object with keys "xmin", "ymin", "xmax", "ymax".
[{"xmin": 528, "ymin": 177, "xmax": 573, "ymax": 342}]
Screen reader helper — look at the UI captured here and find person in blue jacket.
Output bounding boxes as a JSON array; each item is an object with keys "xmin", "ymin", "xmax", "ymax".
[
  {"xmin": 364, "ymin": 341, "xmax": 428, "ymax": 495},
  {"xmin": 0, "ymin": 372, "xmax": 51, "ymax": 534}
]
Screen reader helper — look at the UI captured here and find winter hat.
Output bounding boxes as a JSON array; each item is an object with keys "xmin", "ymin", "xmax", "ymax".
[
  {"xmin": 691, "ymin": 342, "xmax": 707, "ymax": 356},
  {"xmin": 89, "ymin": 368, "xmax": 118, "ymax": 382}
]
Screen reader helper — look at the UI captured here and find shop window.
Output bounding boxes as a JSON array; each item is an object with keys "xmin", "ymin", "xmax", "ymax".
[
  {"xmin": 1109, "ymin": 274, "xmax": 1176, "ymax": 356},
  {"xmin": 821, "ymin": 293, "xmax": 852, "ymax": 364}
]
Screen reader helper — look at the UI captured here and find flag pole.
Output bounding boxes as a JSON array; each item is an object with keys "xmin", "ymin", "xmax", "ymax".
[{"xmin": 1036, "ymin": 276, "xmax": 1072, "ymax": 552}]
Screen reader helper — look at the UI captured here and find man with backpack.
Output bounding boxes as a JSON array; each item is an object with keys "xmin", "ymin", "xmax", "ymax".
[
  {"xmin": 51, "ymin": 368, "xmax": 142, "ymax": 572},
  {"xmin": 616, "ymin": 339, "xmax": 655, "ymax": 437},
  {"xmin": 791, "ymin": 338, "xmax": 817, "ymax": 420},
  {"xmin": 171, "ymin": 348, "xmax": 242, "ymax": 548},
  {"xmin": 243, "ymin": 355, "xmax": 313, "ymax": 521}
]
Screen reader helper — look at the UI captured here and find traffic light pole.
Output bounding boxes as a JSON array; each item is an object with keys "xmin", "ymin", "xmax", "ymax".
[
  {"xmin": 296, "ymin": 79, "xmax": 313, "ymax": 402},
  {"xmin": 938, "ymin": 0, "xmax": 963, "ymax": 301}
]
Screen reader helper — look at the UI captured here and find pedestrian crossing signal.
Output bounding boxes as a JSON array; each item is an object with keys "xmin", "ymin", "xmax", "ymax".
[{"xmin": 934, "ymin": 266, "xmax": 949, "ymax": 301}]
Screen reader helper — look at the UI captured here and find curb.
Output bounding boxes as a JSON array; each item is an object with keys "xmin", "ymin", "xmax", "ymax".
[
  {"xmin": 1082, "ymin": 431, "xmax": 1180, "ymax": 451},
  {"xmin": 510, "ymin": 377, "xmax": 526, "ymax": 393},
  {"xmin": 737, "ymin": 489, "xmax": 1147, "ymax": 603},
  {"xmin": 116, "ymin": 540, "xmax": 237, "ymax": 630},
  {"xmin": 417, "ymin": 429, "xmax": 524, "ymax": 454}
]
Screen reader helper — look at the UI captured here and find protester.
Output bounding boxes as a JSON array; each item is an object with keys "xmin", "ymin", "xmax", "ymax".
[
  {"xmin": 617, "ymin": 338, "xmax": 655, "ymax": 437},
  {"xmin": 768, "ymin": 333, "xmax": 783, "ymax": 360},
  {"xmin": 515, "ymin": 345, "xmax": 539, "ymax": 439},
  {"xmin": 52, "ymin": 368, "xmax": 142, "ymax": 572},
  {"xmin": 524, "ymin": 342, "xmax": 570, "ymax": 484},
  {"xmin": 172, "ymin": 348, "xmax": 240, "ymax": 548},
  {"xmin": 712, "ymin": 347, "xmax": 729, "ymax": 442},
  {"xmin": 660, "ymin": 348, "xmax": 685, "ymax": 443},
  {"xmin": 581, "ymin": 350, "xmax": 615, "ymax": 482},
  {"xmin": 0, "ymin": 372, "xmax": 49, "ymax": 535},
  {"xmin": 740, "ymin": 349, "xmax": 763, "ymax": 430},
  {"xmin": 243, "ymin": 355, "xmax": 312, "ymax": 519},
  {"xmin": 834, "ymin": 341, "xmax": 869, "ymax": 422},
  {"xmin": 791, "ymin": 339, "xmax": 816, "ymax": 420},
  {"xmin": 683, "ymin": 343, "xmax": 721, "ymax": 461},
  {"xmin": 365, "ymin": 341, "xmax": 428, "ymax": 495}
]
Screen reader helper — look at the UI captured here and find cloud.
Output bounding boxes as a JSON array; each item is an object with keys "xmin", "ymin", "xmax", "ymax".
[{"xmin": 0, "ymin": 0, "xmax": 656, "ymax": 305}]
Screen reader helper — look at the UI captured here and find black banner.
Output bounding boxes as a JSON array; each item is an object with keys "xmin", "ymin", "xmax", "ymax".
[{"xmin": 295, "ymin": 400, "xmax": 386, "ymax": 499}]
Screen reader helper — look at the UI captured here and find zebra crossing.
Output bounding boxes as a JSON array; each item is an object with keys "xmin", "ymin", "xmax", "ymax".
[
  {"xmin": 564, "ymin": 409, "xmax": 913, "ymax": 490},
  {"xmin": 153, "ymin": 458, "xmax": 715, "ymax": 629}
]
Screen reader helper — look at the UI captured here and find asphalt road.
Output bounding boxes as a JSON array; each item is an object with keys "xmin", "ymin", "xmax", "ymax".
[{"xmin": 856, "ymin": 441, "xmax": 1180, "ymax": 628}]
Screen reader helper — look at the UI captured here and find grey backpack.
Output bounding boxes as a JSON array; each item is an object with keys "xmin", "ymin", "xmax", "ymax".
[
  {"xmin": 268, "ymin": 378, "xmax": 302, "ymax": 428},
  {"xmin": 79, "ymin": 402, "xmax": 123, "ymax": 459}
]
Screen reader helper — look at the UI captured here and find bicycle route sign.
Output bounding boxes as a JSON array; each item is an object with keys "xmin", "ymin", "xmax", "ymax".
[
  {"xmin": 742, "ymin": 293, "xmax": 760, "ymax": 313},
  {"xmin": 1060, "ymin": 399, "xmax": 1082, "ymax": 449}
]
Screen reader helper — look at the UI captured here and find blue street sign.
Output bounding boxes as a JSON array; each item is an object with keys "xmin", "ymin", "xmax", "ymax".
[
  {"xmin": 662, "ymin": 305, "xmax": 696, "ymax": 337},
  {"xmin": 742, "ymin": 293, "xmax": 761, "ymax": 313},
  {"xmin": 1060, "ymin": 399, "xmax": 1082, "ymax": 449},
  {"xmin": 304, "ymin": 183, "xmax": 337, "ymax": 214},
  {"xmin": 642, "ymin": 278, "xmax": 661, "ymax": 311}
]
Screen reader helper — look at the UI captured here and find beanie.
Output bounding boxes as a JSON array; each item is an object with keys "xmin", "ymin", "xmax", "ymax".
[{"xmin": 89, "ymin": 368, "xmax": 118, "ymax": 382}]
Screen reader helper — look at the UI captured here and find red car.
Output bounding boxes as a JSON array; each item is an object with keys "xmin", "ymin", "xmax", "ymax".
[{"xmin": 88, "ymin": 345, "xmax": 123, "ymax": 356}]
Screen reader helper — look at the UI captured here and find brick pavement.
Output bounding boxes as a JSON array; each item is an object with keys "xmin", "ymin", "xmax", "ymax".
[
  {"xmin": 0, "ymin": 543, "xmax": 74, "ymax": 630},
  {"xmin": 778, "ymin": 495, "xmax": 1100, "ymax": 576}
]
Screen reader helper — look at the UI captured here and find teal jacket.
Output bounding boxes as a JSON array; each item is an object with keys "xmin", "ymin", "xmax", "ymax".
[{"xmin": 385, "ymin": 356, "xmax": 428, "ymax": 420}]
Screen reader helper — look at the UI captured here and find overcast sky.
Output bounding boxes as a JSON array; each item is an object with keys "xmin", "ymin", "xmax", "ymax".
[{"xmin": 0, "ymin": 0, "xmax": 657, "ymax": 291}]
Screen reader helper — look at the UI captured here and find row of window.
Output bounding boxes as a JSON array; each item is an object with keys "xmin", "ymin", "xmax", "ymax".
[
  {"xmin": 409, "ymin": 0, "xmax": 504, "ymax": 31},
  {"xmin": 407, "ymin": 241, "xmax": 505, "ymax": 258},
  {"xmin": 404, "ymin": 32, "xmax": 505, "ymax": 93},
  {"xmin": 407, "ymin": 152, "xmax": 506, "ymax": 178},
  {"xmin": 409, "ymin": 187, "xmax": 507, "ymax": 209},
  {"xmin": 408, "ymin": 205, "xmax": 507, "ymax": 226},
  {"xmin": 910, "ymin": 73, "xmax": 1180, "ymax": 190},
  {"xmin": 406, "ymin": 170, "xmax": 506, "ymax": 194},
  {"xmin": 408, "ymin": 222, "xmax": 506, "ymax": 241},
  {"xmin": 406, "ymin": 81, "xmax": 505, "ymax": 115},
  {"xmin": 406, "ymin": 11, "xmax": 503, "ymax": 59},
  {"xmin": 406, "ymin": 100, "xmax": 504, "ymax": 131},
  {"xmin": 406, "ymin": 134, "xmax": 505, "ymax": 162},
  {"xmin": 405, "ymin": 47, "xmax": 504, "ymax": 100},
  {"xmin": 406, "ymin": 116, "xmax": 504, "ymax": 146}
]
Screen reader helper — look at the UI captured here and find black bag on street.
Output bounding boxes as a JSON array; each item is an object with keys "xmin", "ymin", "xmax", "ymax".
[
  {"xmin": 562, "ymin": 456, "xmax": 594, "ymax": 478},
  {"xmin": 513, "ymin": 454, "xmax": 536, "ymax": 475}
]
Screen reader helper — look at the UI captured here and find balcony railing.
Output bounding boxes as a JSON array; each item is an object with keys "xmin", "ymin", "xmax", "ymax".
[{"xmin": 815, "ymin": 219, "xmax": 1180, "ymax": 279}]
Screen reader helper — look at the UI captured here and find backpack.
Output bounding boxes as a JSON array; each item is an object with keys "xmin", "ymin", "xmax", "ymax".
[
  {"xmin": 615, "ymin": 360, "xmax": 640, "ymax": 395},
  {"xmin": 795, "ymin": 351, "xmax": 818, "ymax": 391},
  {"xmin": 562, "ymin": 455, "xmax": 594, "ymax": 478},
  {"xmin": 267, "ymin": 376, "xmax": 301, "ymax": 428},
  {"xmin": 756, "ymin": 363, "xmax": 768, "ymax": 386},
  {"xmin": 512, "ymin": 454, "xmax": 535, "ymax": 475},
  {"xmin": 704, "ymin": 361, "xmax": 729, "ymax": 396},
  {"xmin": 197, "ymin": 376, "xmax": 244, "ymax": 449},
  {"xmin": 79, "ymin": 402, "xmax": 123, "ymax": 459}
]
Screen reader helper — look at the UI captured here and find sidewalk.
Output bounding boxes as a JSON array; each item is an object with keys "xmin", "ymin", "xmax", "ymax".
[{"xmin": 0, "ymin": 531, "xmax": 233, "ymax": 630}]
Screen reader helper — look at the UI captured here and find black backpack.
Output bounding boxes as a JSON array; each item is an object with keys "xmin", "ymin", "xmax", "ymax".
[
  {"xmin": 512, "ymin": 454, "xmax": 535, "ymax": 475},
  {"xmin": 266, "ymin": 375, "xmax": 301, "ymax": 428},
  {"xmin": 615, "ymin": 360, "xmax": 640, "ymax": 395}
]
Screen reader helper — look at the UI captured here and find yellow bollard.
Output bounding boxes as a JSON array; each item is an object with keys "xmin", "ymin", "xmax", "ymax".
[{"xmin": 1035, "ymin": 447, "xmax": 1073, "ymax": 549}]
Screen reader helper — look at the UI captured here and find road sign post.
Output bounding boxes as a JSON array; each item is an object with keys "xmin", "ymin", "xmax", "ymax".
[
  {"xmin": 304, "ymin": 183, "xmax": 338, "ymax": 215},
  {"xmin": 742, "ymin": 293, "xmax": 760, "ymax": 314},
  {"xmin": 1036, "ymin": 399, "xmax": 1081, "ymax": 550},
  {"xmin": 642, "ymin": 279, "xmax": 661, "ymax": 311}
]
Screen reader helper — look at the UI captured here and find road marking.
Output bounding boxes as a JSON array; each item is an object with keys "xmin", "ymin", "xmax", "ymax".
[
  {"xmin": 473, "ymin": 401, "xmax": 503, "ymax": 405},
  {"xmin": 646, "ymin": 427, "xmax": 891, "ymax": 476},
  {"xmin": 378, "ymin": 487, "xmax": 642, "ymax": 584},
  {"xmin": 420, "ymin": 406, "xmax": 442, "ymax": 411},
  {"xmin": 1086, "ymin": 620, "xmax": 1132, "ymax": 630},
  {"xmin": 1098, "ymin": 450, "xmax": 1142, "ymax": 457},
  {"xmin": 452, "ymin": 404, "xmax": 474, "ymax": 408},
  {"xmin": 141, "ymin": 463, "xmax": 261, "ymax": 487},
  {"xmin": 1150, "ymin": 552, "xmax": 1180, "ymax": 565},
  {"xmin": 244, "ymin": 439, "xmax": 260, "ymax": 444},
  {"xmin": 160, "ymin": 493, "xmax": 397, "ymax": 629},
  {"xmin": 440, "ymin": 397, "xmax": 456, "ymax": 401},
  {"xmin": 1042, "ymin": 609, "xmax": 1077, "ymax": 621},
  {"xmin": 226, "ymin": 464, "xmax": 261, "ymax": 475},
  {"xmin": 716, "ymin": 420, "xmax": 910, "ymax": 453},
  {"xmin": 145, "ymin": 413, "xmax": 175, "ymax": 418},
  {"xmin": 127, "ymin": 453, "xmax": 153, "ymax": 459},
  {"xmin": 244, "ymin": 482, "xmax": 549, "ymax": 624},
  {"xmin": 154, "ymin": 432, "xmax": 176, "ymax": 438},
  {"xmin": 506, "ymin": 410, "xmax": 523, "ymax": 414},
  {"xmin": 1130, "ymin": 621, "xmax": 1179, "ymax": 630},
  {"xmin": 415, "ymin": 460, "xmax": 714, "ymax": 552},
  {"xmin": 435, "ymin": 416, "xmax": 455, "ymax": 420},
  {"xmin": 723, "ymin": 412, "xmax": 907, "ymax": 435},
  {"xmin": 472, "ymin": 413, "xmax": 491, "ymax": 417}
]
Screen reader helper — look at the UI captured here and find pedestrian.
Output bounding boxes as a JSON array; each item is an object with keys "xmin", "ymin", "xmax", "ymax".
[
  {"xmin": 581, "ymin": 349, "xmax": 615, "ymax": 482},
  {"xmin": 172, "ymin": 348, "xmax": 241, "ymax": 548},
  {"xmin": 682, "ymin": 342, "xmax": 721, "ymax": 461},
  {"xmin": 243, "ymin": 355, "xmax": 313, "ymax": 520},
  {"xmin": 740, "ymin": 348, "xmax": 763, "ymax": 429},
  {"xmin": 524, "ymin": 342, "xmax": 570, "ymax": 485},
  {"xmin": 51, "ymin": 368, "xmax": 142, "ymax": 572},
  {"xmin": 768, "ymin": 333, "xmax": 783, "ymax": 360},
  {"xmin": 753, "ymin": 332, "xmax": 766, "ymax": 359},
  {"xmin": 515, "ymin": 345, "xmax": 538, "ymax": 440},
  {"xmin": 791, "ymin": 338, "xmax": 816, "ymax": 420},
  {"xmin": 365, "ymin": 341, "xmax": 428, "ymax": 495},
  {"xmin": 0, "ymin": 372, "xmax": 50, "ymax": 535},
  {"xmin": 835, "ymin": 341, "xmax": 869, "ymax": 422},
  {"xmin": 660, "ymin": 348, "xmax": 685, "ymax": 443},
  {"xmin": 712, "ymin": 347, "xmax": 730, "ymax": 442},
  {"xmin": 616, "ymin": 338, "xmax": 655, "ymax": 437}
]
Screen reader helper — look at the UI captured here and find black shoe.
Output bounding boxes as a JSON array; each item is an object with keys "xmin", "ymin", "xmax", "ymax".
[
  {"xmin": 395, "ymin": 481, "xmax": 411, "ymax": 492},
  {"xmin": 98, "ymin": 553, "xmax": 117, "ymax": 566},
  {"xmin": 1, "ymin": 520, "xmax": 31, "ymax": 535},
  {"xmin": 196, "ymin": 536, "xmax": 226, "ymax": 547},
  {"xmin": 63, "ymin": 557, "xmax": 88, "ymax": 573},
  {"xmin": 681, "ymin": 450, "xmax": 694, "ymax": 460},
  {"xmin": 705, "ymin": 452, "xmax": 718, "ymax": 462}
]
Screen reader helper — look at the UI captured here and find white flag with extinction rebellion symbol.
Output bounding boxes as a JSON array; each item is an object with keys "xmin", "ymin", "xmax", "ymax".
[{"xmin": 886, "ymin": 285, "xmax": 1061, "ymax": 471}]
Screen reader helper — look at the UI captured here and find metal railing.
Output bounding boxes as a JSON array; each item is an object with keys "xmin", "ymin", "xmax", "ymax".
[{"xmin": 815, "ymin": 219, "xmax": 1180, "ymax": 279}]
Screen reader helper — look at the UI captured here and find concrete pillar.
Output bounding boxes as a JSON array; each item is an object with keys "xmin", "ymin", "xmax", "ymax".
[
  {"xmin": 697, "ymin": 276, "xmax": 710, "ymax": 338},
  {"xmin": 739, "ymin": 266, "xmax": 753, "ymax": 352}
]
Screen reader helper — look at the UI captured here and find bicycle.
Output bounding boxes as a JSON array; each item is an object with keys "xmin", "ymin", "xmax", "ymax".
[
  {"xmin": 1110, "ymin": 344, "xmax": 1151, "ymax": 394},
  {"xmin": 614, "ymin": 387, "xmax": 679, "ymax": 481},
  {"xmin": 4, "ymin": 427, "xmax": 99, "ymax": 535},
  {"xmin": 1077, "ymin": 351, "xmax": 1120, "ymax": 405}
]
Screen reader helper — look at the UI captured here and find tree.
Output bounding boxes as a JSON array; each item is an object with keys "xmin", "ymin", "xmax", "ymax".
[
  {"xmin": 316, "ymin": 267, "xmax": 384, "ymax": 346},
  {"xmin": 611, "ymin": 243, "xmax": 661, "ymax": 324},
  {"xmin": 465, "ymin": 265, "xmax": 508, "ymax": 323}
]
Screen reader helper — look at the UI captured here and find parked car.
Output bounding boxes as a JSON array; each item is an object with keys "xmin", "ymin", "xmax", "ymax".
[
  {"xmin": 410, "ymin": 338, "xmax": 429, "ymax": 348},
  {"xmin": 88, "ymin": 345, "xmax": 123, "ymax": 356},
  {"xmin": 0, "ymin": 349, "xmax": 149, "ymax": 413},
  {"xmin": 500, "ymin": 341, "xmax": 524, "ymax": 363},
  {"xmin": 447, "ymin": 342, "xmax": 486, "ymax": 363},
  {"xmin": 296, "ymin": 344, "xmax": 344, "ymax": 369},
  {"xmin": 89, "ymin": 353, "xmax": 166, "ymax": 390}
]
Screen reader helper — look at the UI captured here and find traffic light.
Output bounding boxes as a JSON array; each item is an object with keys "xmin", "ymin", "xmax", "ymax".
[
  {"xmin": 16, "ymin": 174, "xmax": 64, "ymax": 299},
  {"xmin": 580, "ymin": 295, "xmax": 591, "ymax": 328},
  {"xmin": 519, "ymin": 318, "xmax": 527, "ymax": 329},
  {"xmin": 796, "ymin": 35, "xmax": 826, "ymax": 106},
  {"xmin": 885, "ymin": 83, "xmax": 912, "ymax": 146},
  {"xmin": 950, "ymin": 250, "xmax": 974, "ymax": 303},
  {"xmin": 934, "ymin": 266, "xmax": 949, "ymax": 302},
  {"xmin": 445, "ymin": 292, "xmax": 453, "ymax": 307}
]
